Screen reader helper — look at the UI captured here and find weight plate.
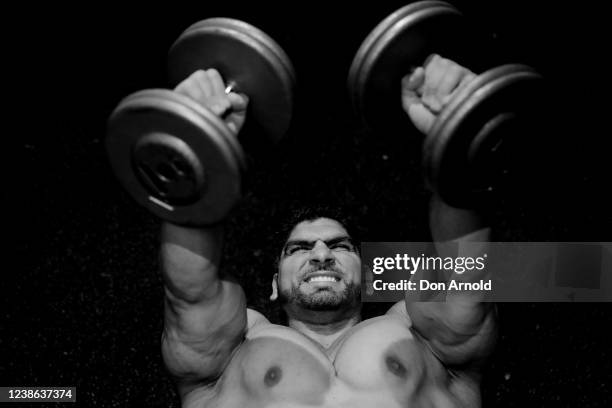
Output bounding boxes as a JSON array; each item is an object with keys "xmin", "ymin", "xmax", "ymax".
[
  {"xmin": 348, "ymin": 0, "xmax": 468, "ymax": 131},
  {"xmin": 168, "ymin": 18, "xmax": 296, "ymax": 142},
  {"xmin": 107, "ymin": 89, "xmax": 244, "ymax": 225},
  {"xmin": 424, "ymin": 64, "xmax": 544, "ymax": 207}
]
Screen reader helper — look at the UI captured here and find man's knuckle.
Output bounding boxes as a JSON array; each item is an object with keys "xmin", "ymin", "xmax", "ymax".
[
  {"xmin": 193, "ymin": 69, "xmax": 207, "ymax": 78},
  {"xmin": 437, "ymin": 56, "xmax": 451, "ymax": 66}
]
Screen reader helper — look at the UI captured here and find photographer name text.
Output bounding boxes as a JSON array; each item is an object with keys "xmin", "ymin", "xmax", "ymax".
[{"xmin": 371, "ymin": 279, "xmax": 492, "ymax": 291}]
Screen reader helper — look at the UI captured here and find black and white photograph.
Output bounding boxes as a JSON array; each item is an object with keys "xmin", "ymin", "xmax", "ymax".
[{"xmin": 7, "ymin": 1, "xmax": 612, "ymax": 406}]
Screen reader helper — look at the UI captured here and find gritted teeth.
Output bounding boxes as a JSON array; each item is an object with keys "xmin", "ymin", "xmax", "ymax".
[{"xmin": 306, "ymin": 276, "xmax": 340, "ymax": 283}]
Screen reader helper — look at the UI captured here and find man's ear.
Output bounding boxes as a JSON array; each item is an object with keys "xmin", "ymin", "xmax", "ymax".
[{"xmin": 270, "ymin": 273, "xmax": 279, "ymax": 301}]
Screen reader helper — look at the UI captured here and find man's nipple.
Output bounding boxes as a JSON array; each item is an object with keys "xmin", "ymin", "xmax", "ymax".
[{"xmin": 264, "ymin": 366, "xmax": 282, "ymax": 387}]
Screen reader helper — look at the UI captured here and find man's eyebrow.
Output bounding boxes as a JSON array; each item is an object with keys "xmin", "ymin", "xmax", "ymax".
[
  {"xmin": 283, "ymin": 235, "xmax": 354, "ymax": 248},
  {"xmin": 324, "ymin": 236, "xmax": 355, "ymax": 246}
]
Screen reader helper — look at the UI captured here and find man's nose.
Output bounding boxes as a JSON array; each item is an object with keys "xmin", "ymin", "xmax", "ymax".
[{"xmin": 309, "ymin": 241, "xmax": 334, "ymax": 264}]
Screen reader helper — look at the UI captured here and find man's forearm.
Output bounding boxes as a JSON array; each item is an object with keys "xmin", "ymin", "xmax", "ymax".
[
  {"xmin": 160, "ymin": 222, "xmax": 225, "ymax": 303},
  {"xmin": 430, "ymin": 194, "xmax": 491, "ymax": 301},
  {"xmin": 429, "ymin": 194, "xmax": 490, "ymax": 242}
]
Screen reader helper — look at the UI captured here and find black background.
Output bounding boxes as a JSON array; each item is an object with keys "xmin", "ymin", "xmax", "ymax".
[{"xmin": 6, "ymin": 1, "xmax": 612, "ymax": 407}]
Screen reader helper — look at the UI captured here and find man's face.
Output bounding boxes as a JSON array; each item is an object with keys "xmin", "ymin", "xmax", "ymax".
[{"xmin": 273, "ymin": 218, "xmax": 362, "ymax": 313}]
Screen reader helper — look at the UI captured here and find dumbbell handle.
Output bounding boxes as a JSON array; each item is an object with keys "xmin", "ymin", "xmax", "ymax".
[
  {"xmin": 224, "ymin": 82, "xmax": 236, "ymax": 94},
  {"xmin": 221, "ymin": 81, "xmax": 238, "ymax": 119}
]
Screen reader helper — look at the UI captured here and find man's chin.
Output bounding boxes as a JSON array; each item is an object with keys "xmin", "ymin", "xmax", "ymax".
[
  {"xmin": 299, "ymin": 284, "xmax": 360, "ymax": 311},
  {"xmin": 278, "ymin": 282, "xmax": 361, "ymax": 312},
  {"xmin": 300, "ymin": 290, "xmax": 345, "ymax": 310}
]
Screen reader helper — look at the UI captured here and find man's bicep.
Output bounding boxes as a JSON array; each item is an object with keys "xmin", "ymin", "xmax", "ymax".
[{"xmin": 162, "ymin": 278, "xmax": 247, "ymax": 384}]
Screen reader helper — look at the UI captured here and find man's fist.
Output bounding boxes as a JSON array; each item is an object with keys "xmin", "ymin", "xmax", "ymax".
[
  {"xmin": 401, "ymin": 54, "xmax": 475, "ymax": 135},
  {"xmin": 175, "ymin": 69, "xmax": 249, "ymax": 135}
]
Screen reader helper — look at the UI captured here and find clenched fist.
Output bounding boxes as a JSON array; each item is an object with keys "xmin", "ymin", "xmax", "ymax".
[
  {"xmin": 175, "ymin": 69, "xmax": 249, "ymax": 135},
  {"xmin": 401, "ymin": 54, "xmax": 475, "ymax": 135}
]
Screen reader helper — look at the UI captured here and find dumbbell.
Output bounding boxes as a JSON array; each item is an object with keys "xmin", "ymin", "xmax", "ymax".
[
  {"xmin": 348, "ymin": 0, "xmax": 544, "ymax": 208},
  {"xmin": 107, "ymin": 19, "xmax": 295, "ymax": 225}
]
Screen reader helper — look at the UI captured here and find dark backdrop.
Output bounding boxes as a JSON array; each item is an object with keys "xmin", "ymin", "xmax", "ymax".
[{"xmin": 6, "ymin": 1, "xmax": 612, "ymax": 407}]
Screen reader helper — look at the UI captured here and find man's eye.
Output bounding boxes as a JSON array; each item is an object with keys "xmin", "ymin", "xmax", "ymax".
[
  {"xmin": 332, "ymin": 243, "xmax": 354, "ymax": 251},
  {"xmin": 286, "ymin": 245, "xmax": 308, "ymax": 255}
]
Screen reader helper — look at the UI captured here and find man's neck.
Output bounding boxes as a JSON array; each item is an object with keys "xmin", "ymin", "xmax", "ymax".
[{"xmin": 287, "ymin": 313, "xmax": 361, "ymax": 349}]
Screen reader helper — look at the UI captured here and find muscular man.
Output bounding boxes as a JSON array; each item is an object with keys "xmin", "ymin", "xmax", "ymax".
[{"xmin": 161, "ymin": 55, "xmax": 496, "ymax": 407}]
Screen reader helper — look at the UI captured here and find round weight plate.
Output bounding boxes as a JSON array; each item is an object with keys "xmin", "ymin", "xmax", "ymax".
[
  {"xmin": 167, "ymin": 18, "xmax": 296, "ymax": 142},
  {"xmin": 423, "ymin": 64, "xmax": 544, "ymax": 207},
  {"xmin": 348, "ymin": 0, "xmax": 470, "ymax": 131},
  {"xmin": 107, "ymin": 89, "xmax": 245, "ymax": 225}
]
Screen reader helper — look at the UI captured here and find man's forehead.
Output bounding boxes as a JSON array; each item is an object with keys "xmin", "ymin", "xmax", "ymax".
[{"xmin": 287, "ymin": 218, "xmax": 350, "ymax": 241}]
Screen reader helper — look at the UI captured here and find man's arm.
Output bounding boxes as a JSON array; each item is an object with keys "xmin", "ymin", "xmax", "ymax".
[
  {"xmin": 161, "ymin": 223, "xmax": 247, "ymax": 396},
  {"xmin": 159, "ymin": 69, "xmax": 250, "ymax": 397},
  {"xmin": 405, "ymin": 195, "xmax": 496, "ymax": 369},
  {"xmin": 400, "ymin": 55, "xmax": 497, "ymax": 370}
]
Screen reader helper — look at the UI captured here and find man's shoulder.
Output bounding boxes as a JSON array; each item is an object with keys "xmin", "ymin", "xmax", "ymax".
[
  {"xmin": 384, "ymin": 300, "xmax": 412, "ymax": 321},
  {"xmin": 245, "ymin": 312, "xmax": 301, "ymax": 341},
  {"xmin": 246, "ymin": 308, "xmax": 270, "ymax": 330},
  {"xmin": 245, "ymin": 310, "xmax": 307, "ymax": 344}
]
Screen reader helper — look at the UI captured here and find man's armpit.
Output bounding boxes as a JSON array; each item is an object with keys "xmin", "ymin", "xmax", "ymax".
[
  {"xmin": 406, "ymin": 300, "xmax": 497, "ymax": 370},
  {"xmin": 428, "ymin": 304, "xmax": 497, "ymax": 369}
]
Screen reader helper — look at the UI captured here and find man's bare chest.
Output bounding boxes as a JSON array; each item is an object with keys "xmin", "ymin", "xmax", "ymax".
[{"xmin": 185, "ymin": 315, "xmax": 452, "ymax": 408}]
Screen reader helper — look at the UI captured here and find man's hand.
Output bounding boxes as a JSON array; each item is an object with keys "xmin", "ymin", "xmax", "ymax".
[
  {"xmin": 401, "ymin": 54, "xmax": 476, "ymax": 135},
  {"xmin": 175, "ymin": 68, "xmax": 249, "ymax": 135}
]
